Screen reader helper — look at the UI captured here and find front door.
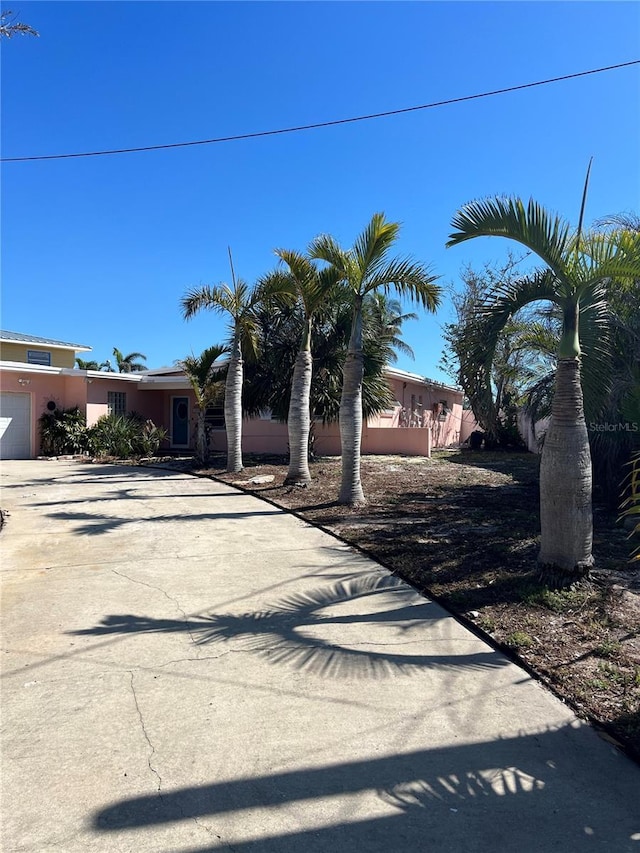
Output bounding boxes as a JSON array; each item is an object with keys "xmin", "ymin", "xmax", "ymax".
[{"xmin": 171, "ymin": 396, "xmax": 189, "ymax": 448}]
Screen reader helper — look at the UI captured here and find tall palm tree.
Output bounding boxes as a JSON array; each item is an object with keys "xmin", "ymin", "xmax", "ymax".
[
  {"xmin": 447, "ymin": 171, "xmax": 640, "ymax": 583},
  {"xmin": 112, "ymin": 348, "xmax": 147, "ymax": 373},
  {"xmin": 259, "ymin": 250, "xmax": 340, "ymax": 485},
  {"xmin": 178, "ymin": 345, "xmax": 226, "ymax": 467},
  {"xmin": 181, "ymin": 276, "xmax": 260, "ymax": 473},
  {"xmin": 310, "ymin": 212, "xmax": 440, "ymax": 505}
]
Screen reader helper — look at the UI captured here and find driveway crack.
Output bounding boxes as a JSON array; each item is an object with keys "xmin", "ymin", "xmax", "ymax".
[
  {"xmin": 113, "ymin": 569, "xmax": 200, "ymax": 650},
  {"xmin": 129, "ymin": 670, "xmax": 162, "ymax": 792}
]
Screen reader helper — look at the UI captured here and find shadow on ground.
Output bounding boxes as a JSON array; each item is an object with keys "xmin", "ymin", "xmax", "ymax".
[
  {"xmin": 92, "ymin": 723, "xmax": 639, "ymax": 852},
  {"xmin": 69, "ymin": 572, "xmax": 510, "ymax": 679}
]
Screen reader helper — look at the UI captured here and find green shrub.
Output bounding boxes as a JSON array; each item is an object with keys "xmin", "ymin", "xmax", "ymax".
[
  {"xmin": 87, "ymin": 414, "xmax": 168, "ymax": 459},
  {"xmin": 87, "ymin": 415, "xmax": 138, "ymax": 458},
  {"xmin": 39, "ymin": 407, "xmax": 87, "ymax": 456}
]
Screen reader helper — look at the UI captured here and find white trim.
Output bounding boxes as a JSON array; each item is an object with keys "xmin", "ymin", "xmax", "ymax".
[{"xmin": 0, "ymin": 335, "xmax": 91, "ymax": 352}]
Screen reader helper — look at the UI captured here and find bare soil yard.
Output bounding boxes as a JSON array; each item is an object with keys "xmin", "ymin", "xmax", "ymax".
[{"xmin": 186, "ymin": 449, "xmax": 640, "ymax": 762}]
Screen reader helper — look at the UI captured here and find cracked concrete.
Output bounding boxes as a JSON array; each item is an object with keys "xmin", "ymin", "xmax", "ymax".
[
  {"xmin": 129, "ymin": 670, "xmax": 163, "ymax": 792},
  {"xmin": 2, "ymin": 459, "xmax": 640, "ymax": 852}
]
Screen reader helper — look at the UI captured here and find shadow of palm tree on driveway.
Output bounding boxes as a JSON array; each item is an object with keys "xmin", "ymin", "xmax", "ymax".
[{"xmin": 69, "ymin": 572, "xmax": 510, "ymax": 679}]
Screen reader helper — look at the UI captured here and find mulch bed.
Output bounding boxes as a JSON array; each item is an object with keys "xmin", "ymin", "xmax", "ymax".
[{"xmin": 166, "ymin": 450, "xmax": 640, "ymax": 762}]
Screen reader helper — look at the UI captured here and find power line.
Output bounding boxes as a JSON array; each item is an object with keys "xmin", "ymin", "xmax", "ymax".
[{"xmin": 2, "ymin": 59, "xmax": 638, "ymax": 163}]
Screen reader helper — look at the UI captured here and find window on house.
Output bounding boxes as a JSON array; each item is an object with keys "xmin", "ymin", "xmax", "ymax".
[
  {"xmin": 107, "ymin": 391, "xmax": 127, "ymax": 417},
  {"xmin": 27, "ymin": 350, "xmax": 51, "ymax": 366},
  {"xmin": 205, "ymin": 405, "xmax": 225, "ymax": 430},
  {"xmin": 439, "ymin": 399, "xmax": 449, "ymax": 421}
]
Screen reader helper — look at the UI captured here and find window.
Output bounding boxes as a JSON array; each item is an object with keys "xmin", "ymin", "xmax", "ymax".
[
  {"xmin": 27, "ymin": 350, "xmax": 51, "ymax": 366},
  {"xmin": 205, "ymin": 405, "xmax": 225, "ymax": 430},
  {"xmin": 107, "ymin": 391, "xmax": 127, "ymax": 416}
]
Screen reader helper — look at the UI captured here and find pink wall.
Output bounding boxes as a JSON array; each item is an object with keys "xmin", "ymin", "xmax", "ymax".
[
  {"xmin": 460, "ymin": 409, "xmax": 480, "ymax": 444},
  {"xmin": 1, "ymin": 372, "xmax": 89, "ymax": 455}
]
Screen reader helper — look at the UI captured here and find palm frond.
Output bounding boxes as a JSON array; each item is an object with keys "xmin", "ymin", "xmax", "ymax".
[
  {"xmin": 352, "ymin": 212, "xmax": 401, "ymax": 282},
  {"xmin": 447, "ymin": 196, "xmax": 571, "ymax": 278},
  {"xmin": 365, "ymin": 258, "xmax": 440, "ymax": 308}
]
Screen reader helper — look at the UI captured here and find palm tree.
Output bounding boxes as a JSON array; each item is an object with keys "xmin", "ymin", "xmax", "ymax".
[
  {"xmin": 310, "ymin": 212, "xmax": 440, "ymax": 505},
  {"xmin": 181, "ymin": 275, "xmax": 260, "ymax": 473},
  {"xmin": 178, "ymin": 345, "xmax": 227, "ymax": 467},
  {"xmin": 447, "ymin": 170, "xmax": 640, "ymax": 583},
  {"xmin": 112, "ymin": 348, "xmax": 147, "ymax": 373},
  {"xmin": 259, "ymin": 250, "xmax": 340, "ymax": 485},
  {"xmin": 75, "ymin": 357, "xmax": 101, "ymax": 370}
]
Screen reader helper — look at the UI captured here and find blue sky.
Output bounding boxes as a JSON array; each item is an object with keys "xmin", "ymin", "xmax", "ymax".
[{"xmin": 2, "ymin": 1, "xmax": 639, "ymax": 383}]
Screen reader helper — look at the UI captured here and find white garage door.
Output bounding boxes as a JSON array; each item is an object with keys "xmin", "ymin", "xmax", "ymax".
[{"xmin": 0, "ymin": 393, "xmax": 32, "ymax": 459}]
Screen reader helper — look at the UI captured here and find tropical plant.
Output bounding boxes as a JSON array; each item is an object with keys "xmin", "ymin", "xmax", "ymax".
[
  {"xmin": 259, "ymin": 250, "xmax": 340, "ymax": 484},
  {"xmin": 440, "ymin": 256, "xmax": 557, "ymax": 447},
  {"xmin": 178, "ymin": 345, "xmax": 227, "ymax": 466},
  {"xmin": 86, "ymin": 414, "xmax": 167, "ymax": 458},
  {"xmin": 181, "ymin": 261, "xmax": 260, "ymax": 473},
  {"xmin": 112, "ymin": 348, "xmax": 147, "ymax": 373},
  {"xmin": 619, "ymin": 451, "xmax": 640, "ymax": 561},
  {"xmin": 588, "ymin": 213, "xmax": 640, "ymax": 507},
  {"xmin": 447, "ymin": 167, "xmax": 640, "ymax": 583},
  {"xmin": 310, "ymin": 212, "xmax": 440, "ymax": 504},
  {"xmin": 39, "ymin": 407, "xmax": 87, "ymax": 456},
  {"xmin": 242, "ymin": 289, "xmax": 406, "ymax": 433},
  {"xmin": 75, "ymin": 357, "xmax": 107, "ymax": 370}
]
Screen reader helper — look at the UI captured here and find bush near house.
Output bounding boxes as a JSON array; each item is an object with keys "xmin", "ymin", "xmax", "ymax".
[
  {"xmin": 38, "ymin": 407, "xmax": 87, "ymax": 456},
  {"xmin": 38, "ymin": 409, "xmax": 167, "ymax": 460}
]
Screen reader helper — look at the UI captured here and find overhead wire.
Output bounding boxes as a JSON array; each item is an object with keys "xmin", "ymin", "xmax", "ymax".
[{"xmin": 2, "ymin": 59, "xmax": 638, "ymax": 163}]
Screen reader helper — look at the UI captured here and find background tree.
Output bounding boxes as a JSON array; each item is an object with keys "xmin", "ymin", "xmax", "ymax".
[
  {"xmin": 589, "ymin": 212, "xmax": 640, "ymax": 507},
  {"xmin": 0, "ymin": 10, "xmax": 38, "ymax": 38},
  {"xmin": 243, "ymin": 289, "xmax": 417, "ymax": 440},
  {"xmin": 182, "ymin": 272, "xmax": 260, "ymax": 473},
  {"xmin": 178, "ymin": 345, "xmax": 226, "ymax": 467},
  {"xmin": 310, "ymin": 213, "xmax": 440, "ymax": 505},
  {"xmin": 75, "ymin": 357, "xmax": 102, "ymax": 371},
  {"xmin": 440, "ymin": 255, "xmax": 557, "ymax": 448},
  {"xmin": 112, "ymin": 348, "xmax": 147, "ymax": 373},
  {"xmin": 447, "ymin": 174, "xmax": 640, "ymax": 584}
]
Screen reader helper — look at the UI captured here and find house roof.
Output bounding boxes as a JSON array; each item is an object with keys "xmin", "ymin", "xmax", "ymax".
[
  {"xmin": 0, "ymin": 330, "xmax": 92, "ymax": 353},
  {"xmin": 384, "ymin": 366, "xmax": 462, "ymax": 395}
]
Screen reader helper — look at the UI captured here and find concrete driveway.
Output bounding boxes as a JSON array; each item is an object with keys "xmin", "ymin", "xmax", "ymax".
[{"xmin": 1, "ymin": 459, "xmax": 639, "ymax": 852}]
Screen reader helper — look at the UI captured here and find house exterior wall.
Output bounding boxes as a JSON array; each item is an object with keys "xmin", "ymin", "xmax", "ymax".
[
  {"xmin": 0, "ymin": 371, "xmax": 88, "ymax": 455},
  {"xmin": 0, "ymin": 342, "xmax": 76, "ymax": 368},
  {"xmin": 85, "ymin": 378, "xmax": 163, "ymax": 427},
  {"xmin": 460, "ymin": 410, "xmax": 480, "ymax": 444}
]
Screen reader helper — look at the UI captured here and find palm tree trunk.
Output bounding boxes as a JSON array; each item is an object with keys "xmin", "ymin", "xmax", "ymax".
[
  {"xmin": 286, "ymin": 330, "xmax": 313, "ymax": 484},
  {"xmin": 538, "ymin": 357, "xmax": 594, "ymax": 584},
  {"xmin": 339, "ymin": 297, "xmax": 365, "ymax": 505},
  {"xmin": 195, "ymin": 408, "xmax": 208, "ymax": 467},
  {"xmin": 225, "ymin": 334, "xmax": 244, "ymax": 473}
]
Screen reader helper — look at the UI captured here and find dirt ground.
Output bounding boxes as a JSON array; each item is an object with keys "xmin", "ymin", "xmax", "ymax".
[{"xmin": 185, "ymin": 449, "xmax": 640, "ymax": 762}]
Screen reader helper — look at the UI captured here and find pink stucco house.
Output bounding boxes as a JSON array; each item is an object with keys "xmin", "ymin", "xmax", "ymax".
[{"xmin": 0, "ymin": 330, "xmax": 475, "ymax": 460}]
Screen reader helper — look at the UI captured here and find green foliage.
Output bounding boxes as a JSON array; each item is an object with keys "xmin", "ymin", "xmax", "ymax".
[
  {"xmin": 440, "ymin": 254, "xmax": 556, "ymax": 448},
  {"xmin": 38, "ymin": 407, "xmax": 87, "ymax": 456},
  {"xmin": 522, "ymin": 585, "xmax": 597, "ymax": 613},
  {"xmin": 595, "ymin": 640, "xmax": 622, "ymax": 660},
  {"xmin": 87, "ymin": 414, "xmax": 167, "ymax": 459},
  {"xmin": 619, "ymin": 451, "xmax": 640, "ymax": 561},
  {"xmin": 112, "ymin": 348, "xmax": 147, "ymax": 373},
  {"xmin": 504, "ymin": 631, "xmax": 534, "ymax": 650},
  {"xmin": 243, "ymin": 289, "xmax": 409, "ymax": 425}
]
